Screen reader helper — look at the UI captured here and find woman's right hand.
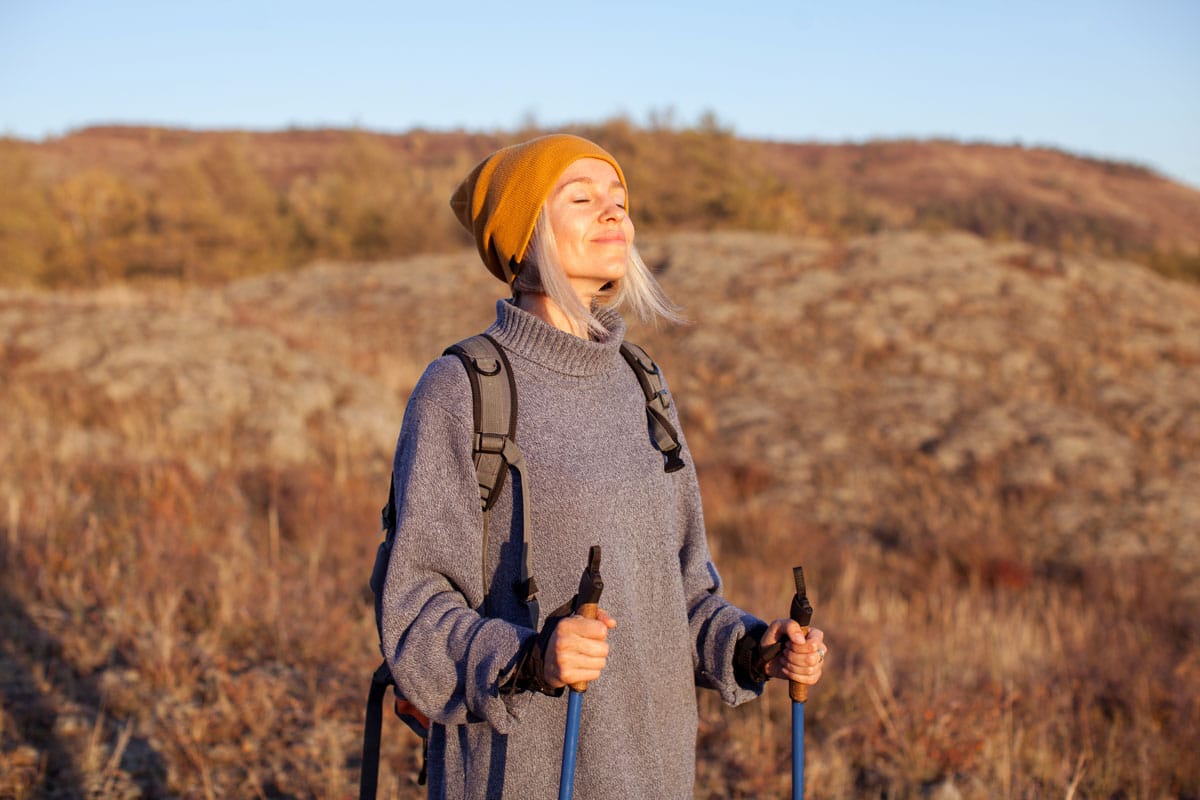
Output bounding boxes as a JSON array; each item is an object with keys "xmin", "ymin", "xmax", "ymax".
[{"xmin": 542, "ymin": 608, "xmax": 617, "ymax": 689}]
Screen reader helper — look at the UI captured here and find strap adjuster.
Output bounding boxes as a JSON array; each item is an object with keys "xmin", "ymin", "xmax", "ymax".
[
  {"xmin": 471, "ymin": 357, "xmax": 500, "ymax": 376},
  {"xmin": 475, "ymin": 431, "xmax": 508, "ymax": 455}
]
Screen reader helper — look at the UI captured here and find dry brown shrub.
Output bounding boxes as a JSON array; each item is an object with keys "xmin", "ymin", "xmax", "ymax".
[{"xmin": 4, "ymin": 122, "xmax": 1200, "ymax": 290}]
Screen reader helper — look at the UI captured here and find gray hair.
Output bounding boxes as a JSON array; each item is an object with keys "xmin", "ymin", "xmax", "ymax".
[{"xmin": 513, "ymin": 209, "xmax": 683, "ymax": 337}]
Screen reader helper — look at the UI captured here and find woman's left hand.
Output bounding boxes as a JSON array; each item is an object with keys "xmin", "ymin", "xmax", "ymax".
[{"xmin": 760, "ymin": 621, "xmax": 826, "ymax": 685}]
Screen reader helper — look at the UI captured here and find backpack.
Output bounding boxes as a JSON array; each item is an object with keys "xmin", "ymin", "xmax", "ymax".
[{"xmin": 359, "ymin": 333, "xmax": 684, "ymax": 799}]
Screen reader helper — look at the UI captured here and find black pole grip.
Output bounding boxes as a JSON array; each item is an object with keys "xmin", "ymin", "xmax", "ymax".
[
  {"xmin": 790, "ymin": 566, "xmax": 813, "ymax": 703},
  {"xmin": 575, "ymin": 546, "xmax": 603, "ymax": 609},
  {"xmin": 569, "ymin": 546, "xmax": 603, "ymax": 693}
]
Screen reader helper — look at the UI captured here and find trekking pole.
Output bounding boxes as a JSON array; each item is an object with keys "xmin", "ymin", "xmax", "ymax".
[
  {"xmin": 789, "ymin": 566, "xmax": 814, "ymax": 800},
  {"xmin": 558, "ymin": 545, "xmax": 603, "ymax": 800}
]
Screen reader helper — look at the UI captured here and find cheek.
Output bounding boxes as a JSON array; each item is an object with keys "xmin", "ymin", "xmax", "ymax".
[{"xmin": 551, "ymin": 211, "xmax": 588, "ymax": 248}]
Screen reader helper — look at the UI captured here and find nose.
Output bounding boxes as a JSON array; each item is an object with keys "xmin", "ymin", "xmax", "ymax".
[{"xmin": 601, "ymin": 198, "xmax": 626, "ymax": 222}]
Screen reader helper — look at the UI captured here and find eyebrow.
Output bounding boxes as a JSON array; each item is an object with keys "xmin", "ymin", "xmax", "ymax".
[{"xmin": 555, "ymin": 176, "xmax": 626, "ymax": 193}]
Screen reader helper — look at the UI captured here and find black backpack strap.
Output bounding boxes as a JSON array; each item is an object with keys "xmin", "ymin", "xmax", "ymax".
[
  {"xmin": 365, "ymin": 336, "xmax": 541, "ymax": 798},
  {"xmin": 619, "ymin": 342, "xmax": 686, "ymax": 473},
  {"xmin": 360, "ymin": 660, "xmax": 428, "ymax": 799},
  {"xmin": 360, "ymin": 661, "xmax": 393, "ymax": 800},
  {"xmin": 380, "ymin": 473, "xmax": 396, "ymax": 536},
  {"xmin": 444, "ymin": 334, "xmax": 539, "ymax": 629},
  {"xmin": 444, "ymin": 334, "xmax": 517, "ymax": 509}
]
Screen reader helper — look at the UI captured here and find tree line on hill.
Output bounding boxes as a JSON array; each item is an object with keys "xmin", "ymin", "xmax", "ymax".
[{"xmin": 1, "ymin": 118, "xmax": 1197, "ymax": 287}]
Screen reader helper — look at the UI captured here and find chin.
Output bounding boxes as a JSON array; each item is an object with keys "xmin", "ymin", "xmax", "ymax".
[{"xmin": 602, "ymin": 258, "xmax": 629, "ymax": 279}]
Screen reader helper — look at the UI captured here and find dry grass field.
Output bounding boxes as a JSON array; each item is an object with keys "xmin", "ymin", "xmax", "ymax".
[{"xmin": 2, "ymin": 224, "xmax": 1198, "ymax": 798}]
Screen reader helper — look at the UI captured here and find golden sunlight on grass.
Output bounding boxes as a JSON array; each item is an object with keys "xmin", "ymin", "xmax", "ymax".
[{"xmin": 2, "ymin": 229, "xmax": 1197, "ymax": 797}]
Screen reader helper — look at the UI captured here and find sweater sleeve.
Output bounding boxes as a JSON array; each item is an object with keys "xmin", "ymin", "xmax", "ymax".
[
  {"xmin": 379, "ymin": 357, "xmax": 536, "ymax": 733},
  {"xmin": 667, "ymin": 376, "xmax": 768, "ymax": 707}
]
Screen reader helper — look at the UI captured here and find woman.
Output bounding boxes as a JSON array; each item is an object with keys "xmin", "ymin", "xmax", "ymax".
[{"xmin": 380, "ymin": 134, "xmax": 826, "ymax": 799}]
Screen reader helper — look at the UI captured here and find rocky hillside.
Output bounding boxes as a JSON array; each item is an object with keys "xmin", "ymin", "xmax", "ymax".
[
  {"xmin": 2, "ymin": 231, "xmax": 1197, "ymax": 797},
  {"xmin": 7, "ymin": 227, "xmax": 1190, "ymax": 578},
  {"xmin": 640, "ymin": 231, "xmax": 1200, "ymax": 574},
  {"xmin": 6, "ymin": 230, "xmax": 1194, "ymax": 577}
]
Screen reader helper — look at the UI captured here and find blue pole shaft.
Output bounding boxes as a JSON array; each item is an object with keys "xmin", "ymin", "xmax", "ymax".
[
  {"xmin": 789, "ymin": 567, "xmax": 813, "ymax": 800},
  {"xmin": 793, "ymin": 700, "xmax": 805, "ymax": 800},
  {"xmin": 559, "ymin": 689, "xmax": 584, "ymax": 800}
]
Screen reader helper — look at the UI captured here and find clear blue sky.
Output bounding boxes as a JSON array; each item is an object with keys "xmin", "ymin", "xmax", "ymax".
[{"xmin": 2, "ymin": 0, "xmax": 1197, "ymax": 187}]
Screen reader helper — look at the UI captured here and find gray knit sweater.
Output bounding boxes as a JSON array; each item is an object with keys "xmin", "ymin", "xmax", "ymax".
[{"xmin": 381, "ymin": 300, "xmax": 764, "ymax": 799}]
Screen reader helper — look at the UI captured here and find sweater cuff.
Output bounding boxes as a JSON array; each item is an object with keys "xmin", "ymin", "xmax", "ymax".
[
  {"xmin": 732, "ymin": 622, "xmax": 771, "ymax": 689},
  {"xmin": 499, "ymin": 629, "xmax": 564, "ymax": 699},
  {"xmin": 499, "ymin": 596, "xmax": 573, "ymax": 699}
]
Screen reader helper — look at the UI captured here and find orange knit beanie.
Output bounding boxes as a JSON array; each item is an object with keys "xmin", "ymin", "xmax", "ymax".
[{"xmin": 450, "ymin": 134, "xmax": 627, "ymax": 284}]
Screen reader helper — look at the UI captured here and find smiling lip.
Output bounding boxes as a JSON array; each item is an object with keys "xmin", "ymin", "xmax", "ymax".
[{"xmin": 593, "ymin": 232, "xmax": 627, "ymax": 244}]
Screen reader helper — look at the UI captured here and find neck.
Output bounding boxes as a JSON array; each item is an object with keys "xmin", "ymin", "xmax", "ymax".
[{"xmin": 515, "ymin": 292, "xmax": 592, "ymax": 338}]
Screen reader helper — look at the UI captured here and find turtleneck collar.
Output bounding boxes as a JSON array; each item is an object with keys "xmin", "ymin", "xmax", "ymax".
[{"xmin": 485, "ymin": 299, "xmax": 626, "ymax": 377}]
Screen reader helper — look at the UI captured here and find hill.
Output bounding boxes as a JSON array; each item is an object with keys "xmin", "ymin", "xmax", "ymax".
[
  {"xmin": 2, "ymin": 229, "xmax": 1197, "ymax": 797},
  {"xmin": 3, "ymin": 122, "xmax": 1199, "ymax": 287}
]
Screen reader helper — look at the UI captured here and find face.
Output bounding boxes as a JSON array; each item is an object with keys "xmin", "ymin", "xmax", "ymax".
[{"xmin": 545, "ymin": 157, "xmax": 634, "ymax": 300}]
